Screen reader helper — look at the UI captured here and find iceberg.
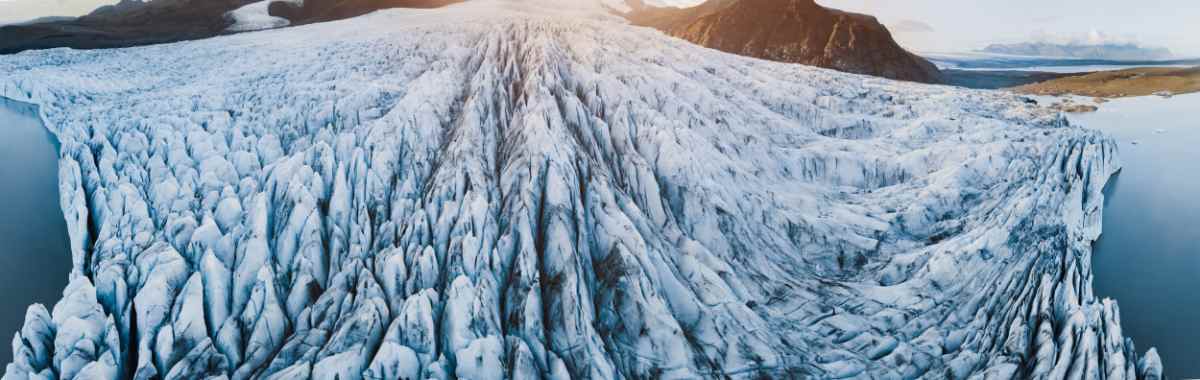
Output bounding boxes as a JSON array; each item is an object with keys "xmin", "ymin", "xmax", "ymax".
[{"xmin": 0, "ymin": 1, "xmax": 1160, "ymax": 378}]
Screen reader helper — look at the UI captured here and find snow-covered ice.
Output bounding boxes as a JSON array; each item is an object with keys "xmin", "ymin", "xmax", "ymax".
[
  {"xmin": 600, "ymin": 0, "xmax": 703, "ymax": 12},
  {"xmin": 0, "ymin": 0, "xmax": 1160, "ymax": 378}
]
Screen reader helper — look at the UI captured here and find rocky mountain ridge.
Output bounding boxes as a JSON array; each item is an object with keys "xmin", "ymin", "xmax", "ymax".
[{"xmin": 625, "ymin": 0, "xmax": 943, "ymax": 83}]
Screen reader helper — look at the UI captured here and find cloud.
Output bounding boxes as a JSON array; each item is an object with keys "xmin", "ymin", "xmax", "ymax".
[
  {"xmin": 889, "ymin": 19, "xmax": 935, "ymax": 33},
  {"xmin": 1030, "ymin": 15, "xmax": 1061, "ymax": 24},
  {"xmin": 1027, "ymin": 29, "xmax": 1143, "ymax": 46}
]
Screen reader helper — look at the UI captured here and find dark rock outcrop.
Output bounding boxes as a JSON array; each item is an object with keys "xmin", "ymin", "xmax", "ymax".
[
  {"xmin": 626, "ymin": 0, "xmax": 943, "ymax": 83},
  {"xmin": 0, "ymin": 0, "xmax": 462, "ymax": 55},
  {"xmin": 0, "ymin": 0, "xmax": 254, "ymax": 55}
]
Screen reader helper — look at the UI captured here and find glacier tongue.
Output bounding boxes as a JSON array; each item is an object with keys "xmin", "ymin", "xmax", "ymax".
[{"xmin": 0, "ymin": 1, "xmax": 1160, "ymax": 379}]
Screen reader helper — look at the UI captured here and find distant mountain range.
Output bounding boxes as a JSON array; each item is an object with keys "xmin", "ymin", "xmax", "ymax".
[
  {"xmin": 625, "ymin": 0, "xmax": 942, "ymax": 83},
  {"xmin": 982, "ymin": 41, "xmax": 1173, "ymax": 61}
]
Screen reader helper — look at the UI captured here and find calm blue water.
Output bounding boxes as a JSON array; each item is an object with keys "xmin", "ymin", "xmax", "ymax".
[
  {"xmin": 925, "ymin": 51, "xmax": 1200, "ymax": 72},
  {"xmin": 0, "ymin": 98, "xmax": 72, "ymax": 363},
  {"xmin": 1072, "ymin": 93, "xmax": 1200, "ymax": 378}
]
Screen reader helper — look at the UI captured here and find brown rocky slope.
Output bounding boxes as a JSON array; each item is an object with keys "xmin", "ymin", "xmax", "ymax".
[
  {"xmin": 626, "ymin": 0, "xmax": 943, "ymax": 83},
  {"xmin": 1013, "ymin": 66, "xmax": 1200, "ymax": 98}
]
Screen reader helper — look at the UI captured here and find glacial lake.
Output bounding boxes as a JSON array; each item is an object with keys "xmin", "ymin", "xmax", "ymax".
[
  {"xmin": 0, "ymin": 97, "xmax": 72, "ymax": 362},
  {"xmin": 1073, "ymin": 92, "xmax": 1200, "ymax": 378}
]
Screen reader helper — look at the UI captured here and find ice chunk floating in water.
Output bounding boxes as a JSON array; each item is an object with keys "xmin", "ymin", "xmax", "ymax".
[
  {"xmin": 0, "ymin": 97, "xmax": 72, "ymax": 365},
  {"xmin": 0, "ymin": 1, "xmax": 1164, "ymax": 378}
]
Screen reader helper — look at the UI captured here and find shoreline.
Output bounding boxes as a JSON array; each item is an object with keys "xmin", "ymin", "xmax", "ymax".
[
  {"xmin": 1071, "ymin": 92, "xmax": 1200, "ymax": 377},
  {"xmin": 0, "ymin": 96, "xmax": 72, "ymax": 363},
  {"xmin": 1012, "ymin": 66, "xmax": 1200, "ymax": 99}
]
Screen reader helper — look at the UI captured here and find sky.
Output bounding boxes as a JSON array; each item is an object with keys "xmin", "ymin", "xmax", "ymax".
[
  {"xmin": 0, "ymin": 0, "xmax": 117, "ymax": 25},
  {"xmin": 816, "ymin": 0, "xmax": 1200, "ymax": 57},
  {"xmin": 2, "ymin": 0, "xmax": 1198, "ymax": 57}
]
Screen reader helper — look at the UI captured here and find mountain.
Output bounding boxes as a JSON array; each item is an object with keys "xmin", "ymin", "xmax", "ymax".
[
  {"xmin": 625, "ymin": 0, "xmax": 943, "ymax": 83},
  {"xmin": 982, "ymin": 41, "xmax": 1174, "ymax": 61},
  {"xmin": 0, "ymin": 0, "xmax": 254, "ymax": 54},
  {"xmin": 0, "ymin": 0, "xmax": 464, "ymax": 54},
  {"xmin": 0, "ymin": 1, "xmax": 1159, "ymax": 378}
]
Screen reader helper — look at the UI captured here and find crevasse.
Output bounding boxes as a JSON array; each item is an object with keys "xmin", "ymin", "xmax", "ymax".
[{"xmin": 0, "ymin": 1, "xmax": 1161, "ymax": 379}]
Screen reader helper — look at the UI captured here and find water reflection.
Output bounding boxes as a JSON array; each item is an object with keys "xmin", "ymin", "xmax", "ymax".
[
  {"xmin": 1074, "ymin": 93, "xmax": 1200, "ymax": 378},
  {"xmin": 0, "ymin": 97, "xmax": 72, "ymax": 363}
]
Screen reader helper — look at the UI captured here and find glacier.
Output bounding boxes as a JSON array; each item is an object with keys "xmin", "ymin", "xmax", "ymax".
[{"xmin": 0, "ymin": 0, "xmax": 1162, "ymax": 378}]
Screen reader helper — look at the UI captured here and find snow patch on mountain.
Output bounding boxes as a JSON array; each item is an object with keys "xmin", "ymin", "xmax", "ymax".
[
  {"xmin": 226, "ymin": 0, "xmax": 292, "ymax": 32},
  {"xmin": 0, "ymin": 0, "xmax": 1161, "ymax": 378}
]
